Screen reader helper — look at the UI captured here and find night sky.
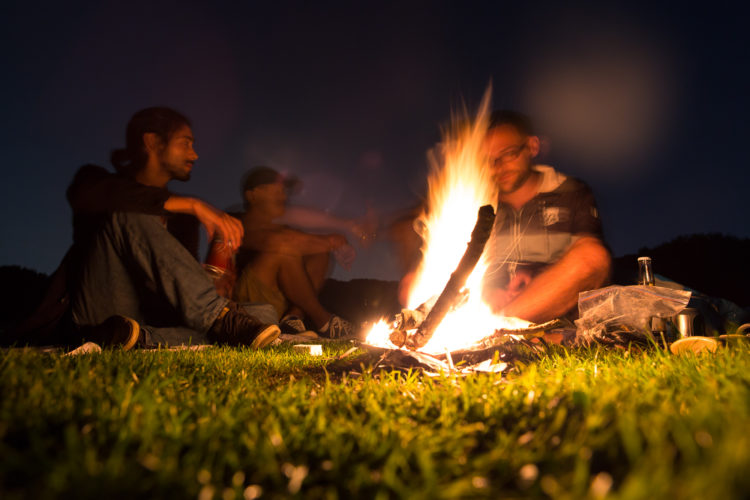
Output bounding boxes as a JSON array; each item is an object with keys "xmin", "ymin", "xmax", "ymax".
[{"xmin": 2, "ymin": 1, "xmax": 748, "ymax": 281}]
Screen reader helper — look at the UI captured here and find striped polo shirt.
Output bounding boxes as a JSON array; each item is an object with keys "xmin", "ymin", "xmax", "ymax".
[{"xmin": 483, "ymin": 165, "xmax": 604, "ymax": 289}]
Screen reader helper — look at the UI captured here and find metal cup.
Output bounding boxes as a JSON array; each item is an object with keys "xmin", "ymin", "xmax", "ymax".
[{"xmin": 673, "ymin": 307, "xmax": 703, "ymax": 338}]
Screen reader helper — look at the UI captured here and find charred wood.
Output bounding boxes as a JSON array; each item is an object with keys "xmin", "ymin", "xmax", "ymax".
[
  {"xmin": 476, "ymin": 318, "xmax": 568, "ymax": 348},
  {"xmin": 405, "ymin": 205, "xmax": 496, "ymax": 350}
]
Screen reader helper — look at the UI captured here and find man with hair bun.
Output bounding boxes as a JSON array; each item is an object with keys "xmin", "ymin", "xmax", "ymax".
[{"xmin": 58, "ymin": 107, "xmax": 280, "ymax": 348}]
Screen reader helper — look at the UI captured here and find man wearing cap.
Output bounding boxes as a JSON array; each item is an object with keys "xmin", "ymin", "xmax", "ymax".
[{"xmin": 235, "ymin": 166, "xmax": 362, "ymax": 338}]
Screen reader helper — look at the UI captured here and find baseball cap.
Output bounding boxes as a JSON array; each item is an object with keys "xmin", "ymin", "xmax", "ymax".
[{"xmin": 242, "ymin": 166, "xmax": 301, "ymax": 192}]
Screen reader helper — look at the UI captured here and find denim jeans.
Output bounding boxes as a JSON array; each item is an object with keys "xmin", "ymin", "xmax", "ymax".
[{"xmin": 71, "ymin": 212, "xmax": 228, "ymax": 346}]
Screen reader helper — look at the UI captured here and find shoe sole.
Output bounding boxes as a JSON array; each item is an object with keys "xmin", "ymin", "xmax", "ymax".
[
  {"xmin": 119, "ymin": 317, "xmax": 140, "ymax": 351},
  {"xmin": 87, "ymin": 316, "xmax": 140, "ymax": 350},
  {"xmin": 251, "ymin": 325, "xmax": 281, "ymax": 349}
]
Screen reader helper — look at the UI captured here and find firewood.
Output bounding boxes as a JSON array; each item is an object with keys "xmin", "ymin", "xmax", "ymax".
[
  {"xmin": 405, "ymin": 205, "xmax": 496, "ymax": 349},
  {"xmin": 477, "ymin": 318, "xmax": 567, "ymax": 348},
  {"xmin": 389, "ymin": 329, "xmax": 408, "ymax": 347}
]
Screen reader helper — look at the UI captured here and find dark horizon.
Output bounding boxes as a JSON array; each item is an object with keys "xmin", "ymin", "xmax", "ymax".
[{"xmin": 2, "ymin": 1, "xmax": 749, "ymax": 281}]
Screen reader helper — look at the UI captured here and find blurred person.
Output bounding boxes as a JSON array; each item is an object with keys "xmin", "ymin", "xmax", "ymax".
[
  {"xmin": 397, "ymin": 110, "xmax": 610, "ymax": 324},
  {"xmin": 235, "ymin": 166, "xmax": 373, "ymax": 338},
  {"xmin": 480, "ymin": 110, "xmax": 611, "ymax": 323},
  {"xmin": 36, "ymin": 107, "xmax": 280, "ymax": 349}
]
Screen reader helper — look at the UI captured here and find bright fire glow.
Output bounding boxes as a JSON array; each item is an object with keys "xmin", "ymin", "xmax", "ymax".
[{"xmin": 365, "ymin": 89, "xmax": 531, "ymax": 354}]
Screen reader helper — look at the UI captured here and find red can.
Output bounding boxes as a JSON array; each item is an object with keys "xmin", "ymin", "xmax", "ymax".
[
  {"xmin": 204, "ymin": 237, "xmax": 237, "ymax": 298},
  {"xmin": 204, "ymin": 237, "xmax": 236, "ymax": 275}
]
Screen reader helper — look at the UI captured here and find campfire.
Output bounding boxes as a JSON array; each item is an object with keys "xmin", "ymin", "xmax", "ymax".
[{"xmin": 363, "ymin": 92, "xmax": 563, "ymax": 372}]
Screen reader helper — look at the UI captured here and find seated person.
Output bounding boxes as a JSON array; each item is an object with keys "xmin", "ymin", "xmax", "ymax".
[
  {"xmin": 480, "ymin": 110, "xmax": 611, "ymax": 323},
  {"xmin": 235, "ymin": 167, "xmax": 367, "ymax": 338},
  {"xmin": 61, "ymin": 107, "xmax": 280, "ymax": 349},
  {"xmin": 397, "ymin": 110, "xmax": 611, "ymax": 325}
]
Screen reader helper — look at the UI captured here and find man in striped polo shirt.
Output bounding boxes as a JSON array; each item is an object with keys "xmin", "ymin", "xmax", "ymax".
[{"xmin": 482, "ymin": 110, "xmax": 611, "ymax": 323}]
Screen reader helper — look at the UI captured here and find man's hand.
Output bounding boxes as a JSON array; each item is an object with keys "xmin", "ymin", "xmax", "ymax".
[
  {"xmin": 325, "ymin": 233, "xmax": 348, "ymax": 249},
  {"xmin": 325, "ymin": 233, "xmax": 355, "ymax": 270},
  {"xmin": 486, "ymin": 271, "xmax": 534, "ymax": 313},
  {"xmin": 192, "ymin": 200, "xmax": 244, "ymax": 250},
  {"xmin": 506, "ymin": 270, "xmax": 533, "ymax": 299},
  {"xmin": 164, "ymin": 196, "xmax": 244, "ymax": 251},
  {"xmin": 349, "ymin": 209, "xmax": 378, "ymax": 249},
  {"xmin": 333, "ymin": 243, "xmax": 356, "ymax": 271}
]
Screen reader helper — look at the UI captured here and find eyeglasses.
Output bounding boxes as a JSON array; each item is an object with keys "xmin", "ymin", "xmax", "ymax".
[{"xmin": 490, "ymin": 143, "xmax": 528, "ymax": 166}]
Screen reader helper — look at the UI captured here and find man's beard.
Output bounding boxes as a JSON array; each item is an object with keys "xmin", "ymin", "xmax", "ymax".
[
  {"xmin": 161, "ymin": 157, "xmax": 192, "ymax": 182},
  {"xmin": 498, "ymin": 168, "xmax": 532, "ymax": 194},
  {"xmin": 172, "ymin": 168, "xmax": 191, "ymax": 182}
]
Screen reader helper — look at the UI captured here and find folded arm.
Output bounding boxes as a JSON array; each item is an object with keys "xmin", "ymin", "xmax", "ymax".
[
  {"xmin": 164, "ymin": 197, "xmax": 243, "ymax": 251},
  {"xmin": 279, "ymin": 206, "xmax": 376, "ymax": 246},
  {"xmin": 67, "ymin": 164, "xmax": 243, "ymax": 250},
  {"xmin": 244, "ymin": 226, "xmax": 350, "ymax": 257},
  {"xmin": 499, "ymin": 235, "xmax": 611, "ymax": 323}
]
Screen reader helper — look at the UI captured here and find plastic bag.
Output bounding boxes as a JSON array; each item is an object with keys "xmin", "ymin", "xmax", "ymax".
[{"xmin": 575, "ymin": 285, "xmax": 691, "ymax": 345}]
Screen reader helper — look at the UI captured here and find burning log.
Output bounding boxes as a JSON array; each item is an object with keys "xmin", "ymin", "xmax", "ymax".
[
  {"xmin": 387, "ymin": 304, "xmax": 428, "ymax": 347},
  {"xmin": 393, "ymin": 305, "xmax": 429, "ymax": 331},
  {"xmin": 404, "ymin": 204, "xmax": 496, "ymax": 350}
]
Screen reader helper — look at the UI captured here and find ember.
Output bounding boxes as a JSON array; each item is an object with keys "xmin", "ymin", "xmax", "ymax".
[{"xmin": 365, "ymin": 90, "xmax": 542, "ymax": 357}]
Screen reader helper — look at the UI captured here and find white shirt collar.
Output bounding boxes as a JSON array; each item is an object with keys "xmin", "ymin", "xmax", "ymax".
[{"xmin": 533, "ymin": 165, "xmax": 567, "ymax": 193}]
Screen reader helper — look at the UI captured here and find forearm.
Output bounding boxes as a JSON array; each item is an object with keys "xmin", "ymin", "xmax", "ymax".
[
  {"xmin": 502, "ymin": 237, "xmax": 611, "ymax": 323},
  {"xmin": 163, "ymin": 195, "xmax": 198, "ymax": 215},
  {"xmin": 249, "ymin": 229, "xmax": 343, "ymax": 256},
  {"xmin": 167, "ymin": 196, "xmax": 243, "ymax": 250},
  {"xmin": 283, "ymin": 231, "xmax": 341, "ymax": 255},
  {"xmin": 279, "ymin": 206, "xmax": 355, "ymax": 232}
]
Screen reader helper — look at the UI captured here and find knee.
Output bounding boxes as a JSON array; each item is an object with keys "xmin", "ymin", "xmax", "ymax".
[
  {"xmin": 579, "ymin": 242, "xmax": 611, "ymax": 287},
  {"xmin": 105, "ymin": 212, "xmax": 163, "ymax": 234},
  {"xmin": 306, "ymin": 251, "xmax": 330, "ymax": 268}
]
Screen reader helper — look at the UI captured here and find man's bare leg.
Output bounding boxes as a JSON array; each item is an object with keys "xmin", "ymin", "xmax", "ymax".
[
  {"xmin": 284, "ymin": 252, "xmax": 329, "ymax": 321},
  {"xmin": 275, "ymin": 254, "xmax": 332, "ymax": 329}
]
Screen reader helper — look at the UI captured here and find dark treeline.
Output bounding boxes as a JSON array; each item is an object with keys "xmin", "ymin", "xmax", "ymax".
[
  {"xmin": 0, "ymin": 266, "xmax": 49, "ymax": 333},
  {"xmin": 611, "ymin": 233, "xmax": 750, "ymax": 307}
]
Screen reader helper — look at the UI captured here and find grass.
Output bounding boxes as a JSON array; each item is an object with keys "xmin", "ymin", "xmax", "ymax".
[{"xmin": 1, "ymin": 341, "xmax": 750, "ymax": 499}]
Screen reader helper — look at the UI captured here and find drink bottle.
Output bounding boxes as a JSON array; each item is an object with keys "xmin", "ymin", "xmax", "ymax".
[
  {"xmin": 637, "ymin": 256, "xmax": 655, "ymax": 286},
  {"xmin": 638, "ymin": 256, "xmax": 668, "ymax": 342}
]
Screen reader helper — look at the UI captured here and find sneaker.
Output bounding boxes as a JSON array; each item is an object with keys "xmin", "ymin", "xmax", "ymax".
[
  {"xmin": 319, "ymin": 315, "xmax": 357, "ymax": 339},
  {"xmin": 81, "ymin": 315, "xmax": 141, "ymax": 350},
  {"xmin": 209, "ymin": 302, "xmax": 280, "ymax": 348},
  {"xmin": 280, "ymin": 315, "xmax": 307, "ymax": 334}
]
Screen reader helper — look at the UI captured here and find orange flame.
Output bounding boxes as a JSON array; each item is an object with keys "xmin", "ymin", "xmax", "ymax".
[{"xmin": 365, "ymin": 88, "xmax": 531, "ymax": 354}]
